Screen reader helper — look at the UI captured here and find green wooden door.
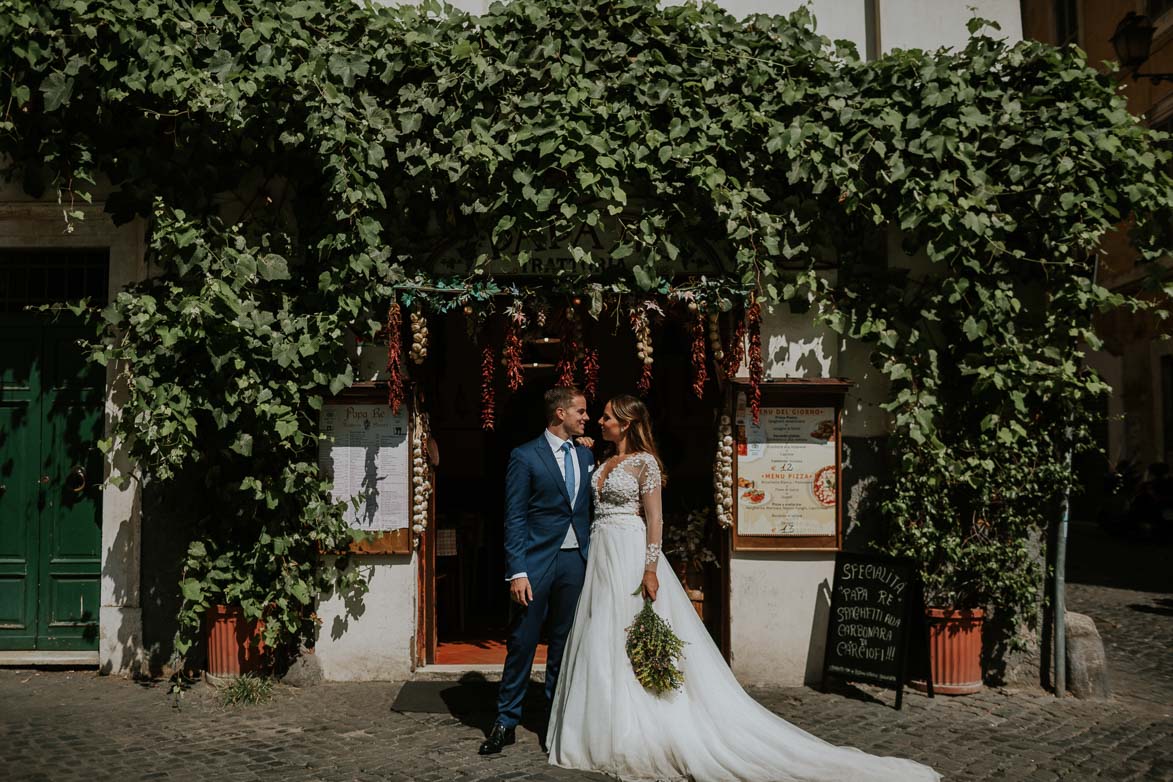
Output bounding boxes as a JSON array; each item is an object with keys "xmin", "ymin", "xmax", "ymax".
[{"xmin": 0, "ymin": 249, "xmax": 107, "ymax": 651}]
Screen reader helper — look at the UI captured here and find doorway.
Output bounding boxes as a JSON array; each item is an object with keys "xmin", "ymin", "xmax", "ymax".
[
  {"xmin": 0, "ymin": 249, "xmax": 107, "ymax": 651},
  {"xmin": 422, "ymin": 305, "xmax": 725, "ymax": 665}
]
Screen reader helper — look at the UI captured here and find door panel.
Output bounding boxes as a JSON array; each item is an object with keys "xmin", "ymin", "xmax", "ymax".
[
  {"xmin": 37, "ymin": 322, "xmax": 103, "ymax": 649},
  {"xmin": 0, "ymin": 249, "xmax": 107, "ymax": 651},
  {"xmin": 0, "ymin": 323, "xmax": 40, "ymax": 649}
]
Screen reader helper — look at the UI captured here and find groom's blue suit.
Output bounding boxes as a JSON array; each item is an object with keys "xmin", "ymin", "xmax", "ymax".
[{"xmin": 495, "ymin": 433, "xmax": 593, "ymax": 730}]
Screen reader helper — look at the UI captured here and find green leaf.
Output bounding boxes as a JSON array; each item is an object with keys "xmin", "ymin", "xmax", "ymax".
[
  {"xmin": 180, "ymin": 579, "xmax": 204, "ymax": 602},
  {"xmin": 39, "ymin": 72, "xmax": 74, "ymax": 111},
  {"xmin": 258, "ymin": 254, "xmax": 290, "ymax": 281}
]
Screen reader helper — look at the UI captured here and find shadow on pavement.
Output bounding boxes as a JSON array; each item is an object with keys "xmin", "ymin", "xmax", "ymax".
[{"xmin": 1064, "ymin": 521, "xmax": 1173, "ymax": 594}]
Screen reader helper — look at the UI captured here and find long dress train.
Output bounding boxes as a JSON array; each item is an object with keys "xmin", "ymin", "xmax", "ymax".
[{"xmin": 548, "ymin": 451, "xmax": 940, "ymax": 782}]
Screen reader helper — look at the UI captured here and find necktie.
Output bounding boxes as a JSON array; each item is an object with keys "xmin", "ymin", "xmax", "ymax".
[{"xmin": 561, "ymin": 441, "xmax": 575, "ymax": 506}]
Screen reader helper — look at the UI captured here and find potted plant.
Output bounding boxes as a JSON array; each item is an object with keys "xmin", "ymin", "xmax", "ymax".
[
  {"xmin": 663, "ymin": 507, "xmax": 720, "ymax": 620},
  {"xmin": 878, "ymin": 432, "xmax": 1053, "ymax": 695}
]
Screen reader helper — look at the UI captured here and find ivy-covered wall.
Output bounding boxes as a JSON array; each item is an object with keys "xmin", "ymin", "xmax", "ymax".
[{"xmin": 3, "ymin": 0, "xmax": 1171, "ymax": 678}]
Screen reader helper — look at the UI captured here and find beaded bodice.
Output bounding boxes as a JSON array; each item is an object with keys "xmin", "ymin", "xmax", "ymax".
[
  {"xmin": 593, "ymin": 451, "xmax": 658, "ymax": 518},
  {"xmin": 590, "ymin": 451, "xmax": 664, "ymax": 569}
]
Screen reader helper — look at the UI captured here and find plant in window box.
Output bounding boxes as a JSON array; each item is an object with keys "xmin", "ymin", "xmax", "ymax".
[{"xmin": 663, "ymin": 507, "xmax": 720, "ymax": 620}]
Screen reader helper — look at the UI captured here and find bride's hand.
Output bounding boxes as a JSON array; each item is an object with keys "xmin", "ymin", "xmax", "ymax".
[
  {"xmin": 641, "ymin": 571, "xmax": 659, "ymax": 602},
  {"xmin": 574, "ymin": 435, "xmax": 595, "ymax": 449}
]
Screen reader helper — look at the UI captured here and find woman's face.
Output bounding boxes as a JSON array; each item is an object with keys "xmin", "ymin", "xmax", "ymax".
[{"xmin": 598, "ymin": 402, "xmax": 625, "ymax": 444}]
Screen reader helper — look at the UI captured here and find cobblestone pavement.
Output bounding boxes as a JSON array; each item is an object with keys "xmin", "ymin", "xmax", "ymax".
[
  {"xmin": 1, "ymin": 668, "xmax": 1169, "ymax": 782},
  {"xmin": 2, "ymin": 521, "xmax": 1170, "ymax": 782},
  {"xmin": 1066, "ymin": 520, "xmax": 1173, "ymax": 709}
]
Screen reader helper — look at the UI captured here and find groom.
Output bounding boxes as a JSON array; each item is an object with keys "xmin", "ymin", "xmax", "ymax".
[{"xmin": 479, "ymin": 386, "xmax": 593, "ymax": 756}]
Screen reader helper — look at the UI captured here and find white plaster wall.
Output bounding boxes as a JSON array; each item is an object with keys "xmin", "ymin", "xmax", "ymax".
[
  {"xmin": 728, "ymin": 552, "xmax": 834, "ymax": 684},
  {"xmin": 734, "ymin": 300, "xmax": 840, "ymax": 381},
  {"xmin": 879, "ymin": 0, "xmax": 1022, "ymax": 52},
  {"xmin": 314, "ymin": 554, "xmax": 418, "ymax": 680},
  {"xmin": 372, "ymin": 1, "xmax": 1022, "ymax": 54},
  {"xmin": 0, "ymin": 178, "xmax": 148, "ymax": 675}
]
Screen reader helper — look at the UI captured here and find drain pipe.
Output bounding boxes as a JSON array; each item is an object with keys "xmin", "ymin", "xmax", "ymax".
[{"xmin": 1054, "ymin": 426, "xmax": 1072, "ymax": 698}]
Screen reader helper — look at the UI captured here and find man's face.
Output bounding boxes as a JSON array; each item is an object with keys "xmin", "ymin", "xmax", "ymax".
[{"xmin": 560, "ymin": 395, "xmax": 589, "ymax": 437}]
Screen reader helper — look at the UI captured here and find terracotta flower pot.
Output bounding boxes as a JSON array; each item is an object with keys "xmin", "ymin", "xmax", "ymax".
[
  {"xmin": 912, "ymin": 607, "xmax": 985, "ymax": 695},
  {"xmin": 205, "ymin": 604, "xmax": 267, "ymax": 677}
]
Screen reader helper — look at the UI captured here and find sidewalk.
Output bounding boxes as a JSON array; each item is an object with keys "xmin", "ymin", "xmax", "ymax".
[{"xmin": 2, "ymin": 522, "xmax": 1170, "ymax": 782}]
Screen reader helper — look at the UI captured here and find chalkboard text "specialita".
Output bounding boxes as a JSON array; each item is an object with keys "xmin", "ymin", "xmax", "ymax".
[{"xmin": 840, "ymin": 563, "xmax": 907, "ymax": 595}]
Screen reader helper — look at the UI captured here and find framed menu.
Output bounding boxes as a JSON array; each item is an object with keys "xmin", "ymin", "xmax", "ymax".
[
  {"xmin": 731, "ymin": 380, "xmax": 850, "ymax": 551},
  {"xmin": 318, "ymin": 386, "xmax": 413, "ymax": 554}
]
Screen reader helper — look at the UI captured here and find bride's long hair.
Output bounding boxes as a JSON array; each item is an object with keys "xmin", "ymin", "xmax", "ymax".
[{"xmin": 608, "ymin": 394, "xmax": 666, "ymax": 486}]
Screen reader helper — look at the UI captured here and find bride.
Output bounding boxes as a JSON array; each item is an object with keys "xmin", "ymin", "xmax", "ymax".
[{"xmin": 547, "ymin": 394, "xmax": 940, "ymax": 782}]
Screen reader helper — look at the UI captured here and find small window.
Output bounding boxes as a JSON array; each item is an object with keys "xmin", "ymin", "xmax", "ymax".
[
  {"xmin": 0, "ymin": 248, "xmax": 109, "ymax": 314},
  {"xmin": 1055, "ymin": 0, "xmax": 1079, "ymax": 46}
]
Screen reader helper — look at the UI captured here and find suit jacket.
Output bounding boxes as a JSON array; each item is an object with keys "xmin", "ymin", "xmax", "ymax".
[{"xmin": 503, "ymin": 434, "xmax": 594, "ymax": 588}]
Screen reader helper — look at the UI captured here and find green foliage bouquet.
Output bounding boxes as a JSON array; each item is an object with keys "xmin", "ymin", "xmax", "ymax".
[{"xmin": 626, "ymin": 587, "xmax": 686, "ymax": 695}]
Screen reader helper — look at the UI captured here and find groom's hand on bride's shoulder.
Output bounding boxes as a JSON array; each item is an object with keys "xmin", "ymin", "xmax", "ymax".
[{"xmin": 510, "ymin": 576, "xmax": 533, "ymax": 606}]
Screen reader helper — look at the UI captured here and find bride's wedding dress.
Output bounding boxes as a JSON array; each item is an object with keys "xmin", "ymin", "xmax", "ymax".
[{"xmin": 547, "ymin": 451, "xmax": 940, "ymax": 782}]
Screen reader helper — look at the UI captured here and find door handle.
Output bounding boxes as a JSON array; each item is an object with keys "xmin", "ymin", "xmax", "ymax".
[
  {"xmin": 67, "ymin": 466, "xmax": 87, "ymax": 493},
  {"xmin": 38, "ymin": 475, "xmax": 50, "ymax": 485}
]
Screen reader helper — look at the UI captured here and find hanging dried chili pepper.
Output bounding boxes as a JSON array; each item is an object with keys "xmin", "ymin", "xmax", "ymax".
[
  {"xmin": 690, "ymin": 308, "xmax": 708, "ymax": 398},
  {"xmin": 385, "ymin": 301, "xmax": 405, "ymax": 414},
  {"xmin": 747, "ymin": 300, "xmax": 763, "ymax": 424},
  {"xmin": 582, "ymin": 347, "xmax": 600, "ymax": 401},
  {"xmin": 724, "ymin": 308, "xmax": 747, "ymax": 377},
  {"xmin": 504, "ymin": 319, "xmax": 524, "ymax": 392},
  {"xmin": 556, "ymin": 304, "xmax": 578, "ymax": 388},
  {"xmin": 481, "ymin": 339, "xmax": 496, "ymax": 431}
]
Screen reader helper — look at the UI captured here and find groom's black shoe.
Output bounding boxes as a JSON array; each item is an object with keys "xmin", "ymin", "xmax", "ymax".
[{"xmin": 478, "ymin": 723, "xmax": 516, "ymax": 755}]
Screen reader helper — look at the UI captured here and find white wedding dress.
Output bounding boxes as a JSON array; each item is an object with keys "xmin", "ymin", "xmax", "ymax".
[{"xmin": 547, "ymin": 451, "xmax": 941, "ymax": 782}]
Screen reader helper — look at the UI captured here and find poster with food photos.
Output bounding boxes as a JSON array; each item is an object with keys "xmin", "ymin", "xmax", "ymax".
[{"xmin": 735, "ymin": 396, "xmax": 838, "ymax": 537}]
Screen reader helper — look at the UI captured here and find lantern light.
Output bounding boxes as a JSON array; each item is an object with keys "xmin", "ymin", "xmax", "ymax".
[{"xmin": 1111, "ymin": 12, "xmax": 1173, "ymax": 83}]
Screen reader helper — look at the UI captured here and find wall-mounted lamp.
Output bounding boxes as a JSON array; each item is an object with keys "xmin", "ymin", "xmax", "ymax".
[{"xmin": 1111, "ymin": 11, "xmax": 1173, "ymax": 84}]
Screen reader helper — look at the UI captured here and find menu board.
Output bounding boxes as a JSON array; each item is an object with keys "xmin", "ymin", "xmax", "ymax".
[
  {"xmin": 735, "ymin": 397, "xmax": 838, "ymax": 537},
  {"xmin": 318, "ymin": 403, "xmax": 410, "ymax": 532},
  {"xmin": 821, "ymin": 552, "xmax": 927, "ymax": 709}
]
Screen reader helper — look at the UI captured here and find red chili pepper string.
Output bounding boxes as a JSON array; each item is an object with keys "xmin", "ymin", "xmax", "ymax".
[
  {"xmin": 504, "ymin": 320, "xmax": 524, "ymax": 392},
  {"xmin": 725, "ymin": 310, "xmax": 747, "ymax": 377},
  {"xmin": 557, "ymin": 308, "xmax": 577, "ymax": 388},
  {"xmin": 582, "ymin": 348, "xmax": 600, "ymax": 401},
  {"xmin": 385, "ymin": 301, "xmax": 405, "ymax": 414},
  {"xmin": 481, "ymin": 340, "xmax": 496, "ymax": 431},
  {"xmin": 690, "ymin": 310, "xmax": 708, "ymax": 398},
  {"xmin": 747, "ymin": 301, "xmax": 763, "ymax": 424},
  {"xmin": 637, "ymin": 360, "xmax": 653, "ymax": 395}
]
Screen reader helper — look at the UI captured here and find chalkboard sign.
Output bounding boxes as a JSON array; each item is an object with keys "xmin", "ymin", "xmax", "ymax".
[{"xmin": 821, "ymin": 551, "xmax": 932, "ymax": 709}]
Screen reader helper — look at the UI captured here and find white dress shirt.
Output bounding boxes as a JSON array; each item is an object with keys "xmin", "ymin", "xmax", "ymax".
[{"xmin": 509, "ymin": 430, "xmax": 582, "ymax": 582}]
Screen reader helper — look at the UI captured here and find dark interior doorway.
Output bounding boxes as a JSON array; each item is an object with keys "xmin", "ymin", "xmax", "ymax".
[{"xmin": 425, "ymin": 305, "xmax": 724, "ymax": 665}]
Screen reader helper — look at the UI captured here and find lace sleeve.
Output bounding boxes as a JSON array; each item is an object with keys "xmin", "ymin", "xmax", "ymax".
[{"xmin": 638, "ymin": 455, "xmax": 663, "ymax": 572}]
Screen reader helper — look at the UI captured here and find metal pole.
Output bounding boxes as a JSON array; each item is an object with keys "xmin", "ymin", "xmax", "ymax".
[{"xmin": 1054, "ymin": 429, "xmax": 1072, "ymax": 697}]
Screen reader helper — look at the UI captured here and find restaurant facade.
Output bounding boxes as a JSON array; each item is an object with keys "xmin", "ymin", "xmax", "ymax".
[{"xmin": 0, "ymin": 0, "xmax": 1026, "ymax": 686}]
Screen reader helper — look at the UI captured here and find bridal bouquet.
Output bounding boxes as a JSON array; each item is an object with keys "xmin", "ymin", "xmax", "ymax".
[{"xmin": 625, "ymin": 586, "xmax": 686, "ymax": 695}]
